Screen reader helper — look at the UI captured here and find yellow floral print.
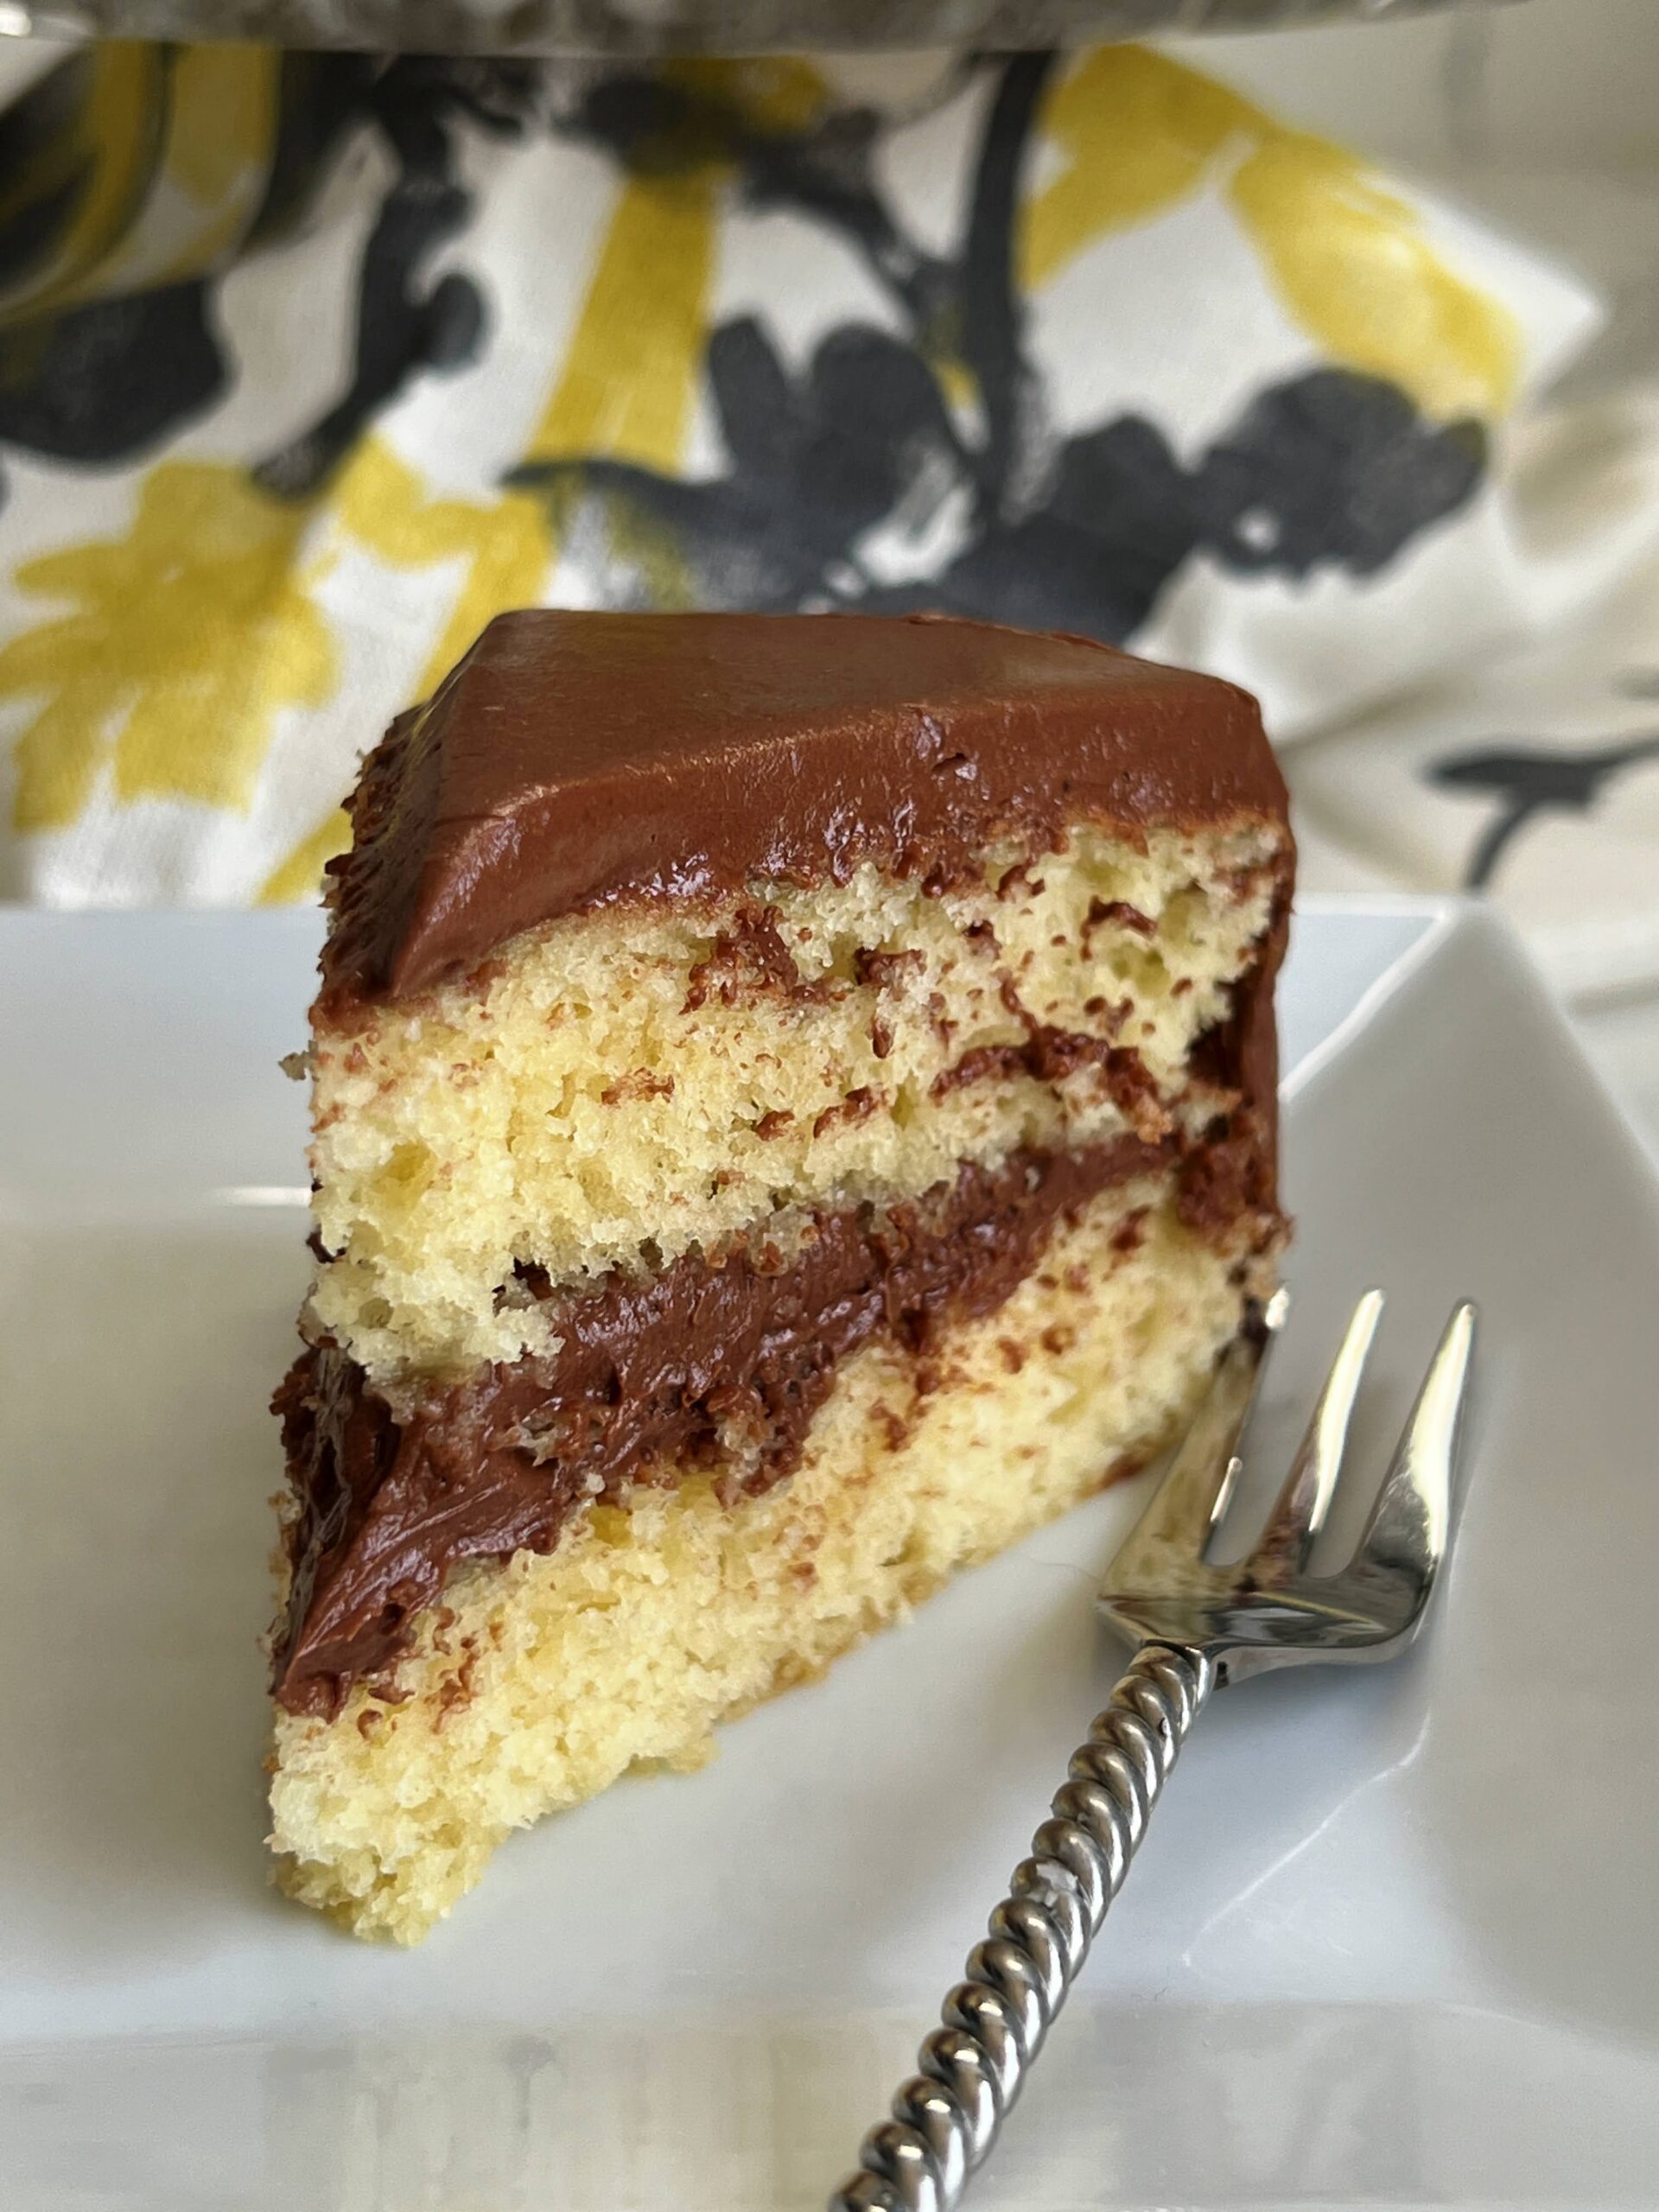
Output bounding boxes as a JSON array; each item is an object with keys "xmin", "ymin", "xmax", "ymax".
[
  {"xmin": 0, "ymin": 45, "xmax": 167, "ymax": 327},
  {"xmin": 1227, "ymin": 133, "xmax": 1518, "ymax": 423},
  {"xmin": 0, "ymin": 460, "xmax": 334, "ymax": 830},
  {"xmin": 166, "ymin": 45, "xmax": 280, "ymax": 213},
  {"xmin": 258, "ymin": 155, "xmax": 725, "ymax": 900},
  {"xmin": 333, "ymin": 437, "xmax": 552, "ymax": 705},
  {"xmin": 0, "ymin": 43, "xmax": 282, "ymax": 328},
  {"xmin": 1022, "ymin": 46, "xmax": 1519, "ymax": 422},
  {"xmin": 338, "ymin": 118, "xmax": 733, "ymax": 682},
  {"xmin": 3, "ymin": 40, "xmax": 1525, "ymax": 907}
]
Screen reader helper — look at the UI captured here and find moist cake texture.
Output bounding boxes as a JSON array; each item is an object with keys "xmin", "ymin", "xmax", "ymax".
[{"xmin": 268, "ymin": 610, "xmax": 1293, "ymax": 1942}]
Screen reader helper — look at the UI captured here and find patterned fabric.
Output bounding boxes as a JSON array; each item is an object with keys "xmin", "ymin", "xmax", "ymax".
[{"xmin": 0, "ymin": 40, "xmax": 1654, "ymax": 997}]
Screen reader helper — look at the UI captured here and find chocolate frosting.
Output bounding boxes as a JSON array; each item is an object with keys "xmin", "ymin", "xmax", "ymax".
[
  {"xmin": 274, "ymin": 1116, "xmax": 1280, "ymax": 1718},
  {"xmin": 321, "ymin": 611, "xmax": 1287, "ymax": 1008}
]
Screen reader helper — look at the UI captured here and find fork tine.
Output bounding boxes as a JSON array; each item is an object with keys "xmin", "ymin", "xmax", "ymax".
[
  {"xmin": 1114, "ymin": 1287, "xmax": 1287, "ymax": 1567},
  {"xmin": 1351, "ymin": 1300, "xmax": 1477, "ymax": 1587},
  {"xmin": 1250, "ymin": 1290, "xmax": 1383, "ymax": 1576}
]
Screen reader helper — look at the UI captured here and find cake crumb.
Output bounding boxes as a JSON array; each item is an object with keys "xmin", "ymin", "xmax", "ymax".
[
  {"xmin": 1112, "ymin": 1209, "xmax": 1149, "ymax": 1255},
  {"xmin": 601, "ymin": 1069, "xmax": 675, "ymax": 1105},
  {"xmin": 814, "ymin": 1086, "xmax": 881, "ymax": 1139},
  {"xmin": 996, "ymin": 862, "xmax": 1045, "ymax": 901},
  {"xmin": 1085, "ymin": 897, "xmax": 1156, "ymax": 941},
  {"xmin": 855, "ymin": 947, "xmax": 925, "ymax": 991}
]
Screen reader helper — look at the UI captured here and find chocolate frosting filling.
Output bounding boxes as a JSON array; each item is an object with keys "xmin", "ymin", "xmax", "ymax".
[
  {"xmin": 274, "ymin": 1109, "xmax": 1279, "ymax": 1719},
  {"xmin": 319, "ymin": 611, "xmax": 1287, "ymax": 1010}
]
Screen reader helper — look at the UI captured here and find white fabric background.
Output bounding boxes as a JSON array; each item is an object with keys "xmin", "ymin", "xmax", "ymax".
[{"xmin": 1175, "ymin": 0, "xmax": 1659, "ymax": 1154}]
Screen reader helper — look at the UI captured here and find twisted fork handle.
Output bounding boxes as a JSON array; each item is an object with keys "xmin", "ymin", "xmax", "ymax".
[{"xmin": 827, "ymin": 1643, "xmax": 1216, "ymax": 2212}]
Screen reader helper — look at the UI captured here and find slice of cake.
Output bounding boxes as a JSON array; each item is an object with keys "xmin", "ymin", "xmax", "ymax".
[{"xmin": 268, "ymin": 610, "xmax": 1292, "ymax": 1942}]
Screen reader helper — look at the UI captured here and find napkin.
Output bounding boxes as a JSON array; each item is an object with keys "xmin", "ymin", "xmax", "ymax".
[{"xmin": 1, "ymin": 39, "xmax": 1655, "ymax": 1001}]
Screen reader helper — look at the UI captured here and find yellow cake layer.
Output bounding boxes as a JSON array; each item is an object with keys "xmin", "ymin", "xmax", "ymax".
[
  {"xmin": 308, "ymin": 822, "xmax": 1281, "ymax": 1381},
  {"xmin": 270, "ymin": 1179, "xmax": 1270, "ymax": 1943}
]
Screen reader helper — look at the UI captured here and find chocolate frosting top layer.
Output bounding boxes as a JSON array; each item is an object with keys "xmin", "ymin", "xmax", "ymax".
[{"xmin": 322, "ymin": 611, "xmax": 1285, "ymax": 1007}]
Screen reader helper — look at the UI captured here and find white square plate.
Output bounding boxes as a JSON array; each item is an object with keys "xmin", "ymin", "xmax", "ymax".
[{"xmin": 3, "ymin": 899, "xmax": 1658, "ymax": 2210}]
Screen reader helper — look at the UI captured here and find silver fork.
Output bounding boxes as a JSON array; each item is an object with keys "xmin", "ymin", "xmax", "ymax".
[{"xmin": 828, "ymin": 1286, "xmax": 1477, "ymax": 2212}]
